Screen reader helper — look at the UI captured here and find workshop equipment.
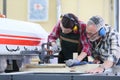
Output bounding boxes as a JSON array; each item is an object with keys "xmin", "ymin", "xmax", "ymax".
[
  {"xmin": 39, "ymin": 42, "xmax": 61, "ymax": 64},
  {"xmin": 0, "ymin": 18, "xmax": 48, "ymax": 73}
]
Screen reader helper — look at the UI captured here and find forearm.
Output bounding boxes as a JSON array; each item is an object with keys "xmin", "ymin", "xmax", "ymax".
[
  {"xmin": 101, "ymin": 60, "xmax": 114, "ymax": 69},
  {"xmin": 77, "ymin": 52, "xmax": 87, "ymax": 61}
]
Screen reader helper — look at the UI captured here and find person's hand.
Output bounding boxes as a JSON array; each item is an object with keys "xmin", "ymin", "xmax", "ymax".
[
  {"xmin": 51, "ymin": 43, "xmax": 58, "ymax": 52},
  {"xmin": 65, "ymin": 59, "xmax": 81, "ymax": 67},
  {"xmin": 86, "ymin": 66, "xmax": 104, "ymax": 74},
  {"xmin": 65, "ymin": 59, "xmax": 88, "ymax": 67},
  {"xmin": 51, "ymin": 42, "xmax": 61, "ymax": 53}
]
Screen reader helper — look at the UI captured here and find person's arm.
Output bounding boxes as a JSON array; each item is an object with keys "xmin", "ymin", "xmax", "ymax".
[
  {"xmin": 101, "ymin": 32, "xmax": 120, "ymax": 68},
  {"xmin": 47, "ymin": 21, "xmax": 61, "ymax": 54},
  {"xmin": 65, "ymin": 22, "xmax": 91, "ymax": 67},
  {"xmin": 87, "ymin": 30, "xmax": 119, "ymax": 74},
  {"xmin": 103, "ymin": 31, "xmax": 120, "ymax": 66},
  {"xmin": 100, "ymin": 60, "xmax": 114, "ymax": 70},
  {"xmin": 48, "ymin": 21, "xmax": 60, "ymax": 43},
  {"xmin": 77, "ymin": 52, "xmax": 87, "ymax": 61},
  {"xmin": 86, "ymin": 60, "xmax": 113, "ymax": 74},
  {"xmin": 77, "ymin": 22, "xmax": 91, "ymax": 61}
]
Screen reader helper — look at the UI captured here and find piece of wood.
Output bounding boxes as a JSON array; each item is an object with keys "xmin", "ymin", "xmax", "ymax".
[
  {"xmin": 25, "ymin": 64, "xmax": 66, "ymax": 68},
  {"xmin": 73, "ymin": 52, "xmax": 78, "ymax": 59},
  {"xmin": 20, "ymin": 64, "xmax": 99, "ymax": 73},
  {"xmin": 70, "ymin": 64, "xmax": 99, "ymax": 73}
]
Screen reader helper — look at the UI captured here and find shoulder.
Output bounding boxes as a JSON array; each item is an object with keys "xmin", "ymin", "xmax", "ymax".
[
  {"xmin": 105, "ymin": 25, "xmax": 120, "ymax": 40},
  {"xmin": 106, "ymin": 25, "xmax": 118, "ymax": 35},
  {"xmin": 78, "ymin": 21, "xmax": 86, "ymax": 32},
  {"xmin": 53, "ymin": 20, "xmax": 61, "ymax": 30},
  {"xmin": 78, "ymin": 21, "xmax": 86, "ymax": 27}
]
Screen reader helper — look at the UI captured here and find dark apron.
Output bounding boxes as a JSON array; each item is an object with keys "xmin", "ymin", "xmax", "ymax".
[{"xmin": 58, "ymin": 30, "xmax": 88, "ymax": 63}]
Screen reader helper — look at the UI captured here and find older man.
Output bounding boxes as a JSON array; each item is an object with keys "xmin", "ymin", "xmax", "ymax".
[{"xmin": 86, "ymin": 15, "xmax": 120, "ymax": 74}]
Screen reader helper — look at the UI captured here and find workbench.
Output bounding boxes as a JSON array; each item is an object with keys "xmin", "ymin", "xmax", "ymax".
[{"xmin": 0, "ymin": 64, "xmax": 120, "ymax": 80}]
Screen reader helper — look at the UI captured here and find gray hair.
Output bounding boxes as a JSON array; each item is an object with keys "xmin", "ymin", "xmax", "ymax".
[{"xmin": 87, "ymin": 16, "xmax": 105, "ymax": 30}]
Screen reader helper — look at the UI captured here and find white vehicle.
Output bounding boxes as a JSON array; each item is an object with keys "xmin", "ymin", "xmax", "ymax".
[{"xmin": 0, "ymin": 18, "xmax": 48, "ymax": 72}]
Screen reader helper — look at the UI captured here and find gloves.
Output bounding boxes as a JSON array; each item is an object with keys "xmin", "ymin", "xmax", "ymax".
[
  {"xmin": 65, "ymin": 59, "xmax": 88, "ymax": 67},
  {"xmin": 51, "ymin": 44, "xmax": 58, "ymax": 52},
  {"xmin": 51, "ymin": 43, "xmax": 61, "ymax": 53}
]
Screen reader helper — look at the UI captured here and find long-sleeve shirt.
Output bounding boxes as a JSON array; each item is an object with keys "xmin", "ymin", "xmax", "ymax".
[
  {"xmin": 91, "ymin": 25, "xmax": 120, "ymax": 64},
  {"xmin": 48, "ymin": 20, "xmax": 91, "ymax": 56}
]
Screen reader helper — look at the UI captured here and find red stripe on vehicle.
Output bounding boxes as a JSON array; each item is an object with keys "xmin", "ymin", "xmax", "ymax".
[{"xmin": 0, "ymin": 38, "xmax": 40, "ymax": 46}]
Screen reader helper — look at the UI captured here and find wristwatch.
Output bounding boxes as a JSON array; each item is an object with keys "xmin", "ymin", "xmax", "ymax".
[{"xmin": 99, "ymin": 64, "xmax": 105, "ymax": 72}]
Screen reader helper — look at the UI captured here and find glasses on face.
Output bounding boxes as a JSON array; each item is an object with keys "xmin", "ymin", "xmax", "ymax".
[{"xmin": 86, "ymin": 31, "xmax": 98, "ymax": 38}]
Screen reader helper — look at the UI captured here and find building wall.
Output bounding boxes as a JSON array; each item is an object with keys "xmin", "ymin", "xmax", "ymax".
[
  {"xmin": 0, "ymin": 0, "xmax": 3, "ymax": 13},
  {"xmin": 0, "ymin": 0, "xmax": 57, "ymax": 32},
  {"xmin": 0, "ymin": 0, "xmax": 114, "ymax": 33},
  {"xmin": 61, "ymin": 0, "xmax": 114, "ymax": 26}
]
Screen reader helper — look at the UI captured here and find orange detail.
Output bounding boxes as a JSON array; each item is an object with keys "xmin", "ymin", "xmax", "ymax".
[
  {"xmin": 0, "ymin": 34, "xmax": 42, "ymax": 46},
  {"xmin": 0, "ymin": 14, "xmax": 6, "ymax": 18},
  {"xmin": 0, "ymin": 38, "xmax": 40, "ymax": 46}
]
